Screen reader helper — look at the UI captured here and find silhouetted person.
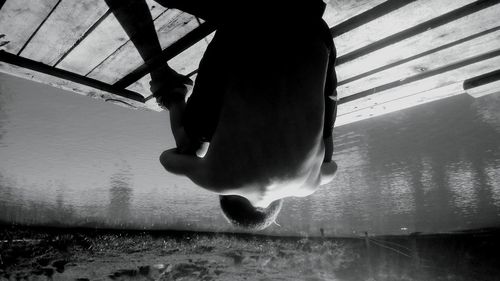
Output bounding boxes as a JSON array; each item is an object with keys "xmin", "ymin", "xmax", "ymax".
[{"xmin": 116, "ymin": 0, "xmax": 338, "ymax": 230}]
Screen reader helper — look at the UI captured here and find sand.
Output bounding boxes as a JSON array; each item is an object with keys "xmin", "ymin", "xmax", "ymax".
[{"xmin": 1, "ymin": 225, "xmax": 499, "ymax": 281}]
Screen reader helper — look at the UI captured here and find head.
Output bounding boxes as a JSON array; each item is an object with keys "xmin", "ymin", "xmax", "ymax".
[{"xmin": 219, "ymin": 195, "xmax": 283, "ymax": 231}]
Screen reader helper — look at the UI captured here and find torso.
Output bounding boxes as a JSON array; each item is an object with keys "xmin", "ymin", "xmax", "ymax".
[{"xmin": 198, "ymin": 20, "xmax": 330, "ymax": 200}]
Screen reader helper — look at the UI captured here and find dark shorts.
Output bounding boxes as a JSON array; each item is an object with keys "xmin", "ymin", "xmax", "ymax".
[{"xmin": 183, "ymin": 11, "xmax": 336, "ymax": 142}]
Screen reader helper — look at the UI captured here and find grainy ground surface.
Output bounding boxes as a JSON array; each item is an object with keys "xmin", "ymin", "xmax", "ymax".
[{"xmin": 1, "ymin": 225, "xmax": 499, "ymax": 281}]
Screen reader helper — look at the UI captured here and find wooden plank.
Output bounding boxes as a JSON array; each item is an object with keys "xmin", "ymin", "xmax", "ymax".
[
  {"xmin": 337, "ymin": 53, "xmax": 500, "ymax": 119},
  {"xmin": 336, "ymin": 83, "xmax": 465, "ymax": 126},
  {"xmin": 322, "ymin": 0, "xmax": 386, "ymax": 27},
  {"xmin": 0, "ymin": 0, "xmax": 60, "ymax": 54},
  {"xmin": 56, "ymin": 0, "xmax": 166, "ymax": 75},
  {"xmin": 18, "ymin": 0, "xmax": 109, "ymax": 65},
  {"xmin": 86, "ymin": 10, "xmax": 198, "ymax": 84},
  {"xmin": 0, "ymin": 50, "xmax": 144, "ymax": 101},
  {"xmin": 0, "ymin": 61, "xmax": 154, "ymax": 111},
  {"xmin": 334, "ymin": 0, "xmax": 477, "ymax": 57},
  {"xmin": 337, "ymin": 3, "xmax": 500, "ymax": 82},
  {"xmin": 338, "ymin": 29, "xmax": 500, "ymax": 97}
]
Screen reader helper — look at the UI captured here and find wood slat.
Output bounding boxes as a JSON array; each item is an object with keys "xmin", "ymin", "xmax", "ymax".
[
  {"xmin": 87, "ymin": 9, "xmax": 198, "ymax": 84},
  {"xmin": 337, "ymin": 2, "xmax": 500, "ymax": 82},
  {"xmin": 55, "ymin": 0, "xmax": 166, "ymax": 75},
  {"xmin": 0, "ymin": 0, "xmax": 60, "ymax": 54},
  {"xmin": 322, "ymin": 0, "xmax": 386, "ymax": 27},
  {"xmin": 18, "ymin": 0, "xmax": 109, "ymax": 65},
  {"xmin": 338, "ymin": 29, "xmax": 500, "ymax": 97},
  {"xmin": 337, "ymin": 53, "xmax": 500, "ymax": 119},
  {"xmin": 334, "ymin": 0, "xmax": 477, "ymax": 57},
  {"xmin": 336, "ymin": 83, "xmax": 465, "ymax": 126}
]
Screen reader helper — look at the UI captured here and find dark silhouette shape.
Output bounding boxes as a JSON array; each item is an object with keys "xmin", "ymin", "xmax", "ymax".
[
  {"xmin": 0, "ymin": 0, "xmax": 7, "ymax": 11},
  {"xmin": 108, "ymin": 0, "xmax": 338, "ymax": 231}
]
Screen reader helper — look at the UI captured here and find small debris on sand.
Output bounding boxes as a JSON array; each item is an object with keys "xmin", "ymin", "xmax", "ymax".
[{"xmin": 1, "ymin": 225, "xmax": 499, "ymax": 280}]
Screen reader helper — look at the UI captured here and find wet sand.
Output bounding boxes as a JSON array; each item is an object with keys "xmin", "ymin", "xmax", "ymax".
[{"xmin": 1, "ymin": 225, "xmax": 499, "ymax": 281}]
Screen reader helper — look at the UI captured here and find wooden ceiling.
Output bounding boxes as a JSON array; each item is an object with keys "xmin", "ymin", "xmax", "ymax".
[{"xmin": 1, "ymin": 0, "xmax": 499, "ymax": 126}]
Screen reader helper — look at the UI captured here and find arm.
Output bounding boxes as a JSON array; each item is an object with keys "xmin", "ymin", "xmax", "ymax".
[
  {"xmin": 104, "ymin": 0, "xmax": 195, "ymax": 85},
  {"xmin": 159, "ymin": 148, "xmax": 210, "ymax": 185},
  {"xmin": 104, "ymin": 0, "xmax": 163, "ymax": 68},
  {"xmin": 323, "ymin": 40, "xmax": 338, "ymax": 163}
]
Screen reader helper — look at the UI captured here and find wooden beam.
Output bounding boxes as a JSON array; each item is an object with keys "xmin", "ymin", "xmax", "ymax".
[
  {"xmin": 337, "ymin": 4, "xmax": 500, "ymax": 83},
  {"xmin": 0, "ymin": 0, "xmax": 60, "ymax": 54},
  {"xmin": 337, "ymin": 0, "xmax": 500, "ymax": 65},
  {"xmin": 338, "ymin": 29, "xmax": 500, "ymax": 97},
  {"xmin": 113, "ymin": 21, "xmax": 216, "ymax": 89},
  {"xmin": 0, "ymin": 50, "xmax": 145, "ymax": 103}
]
